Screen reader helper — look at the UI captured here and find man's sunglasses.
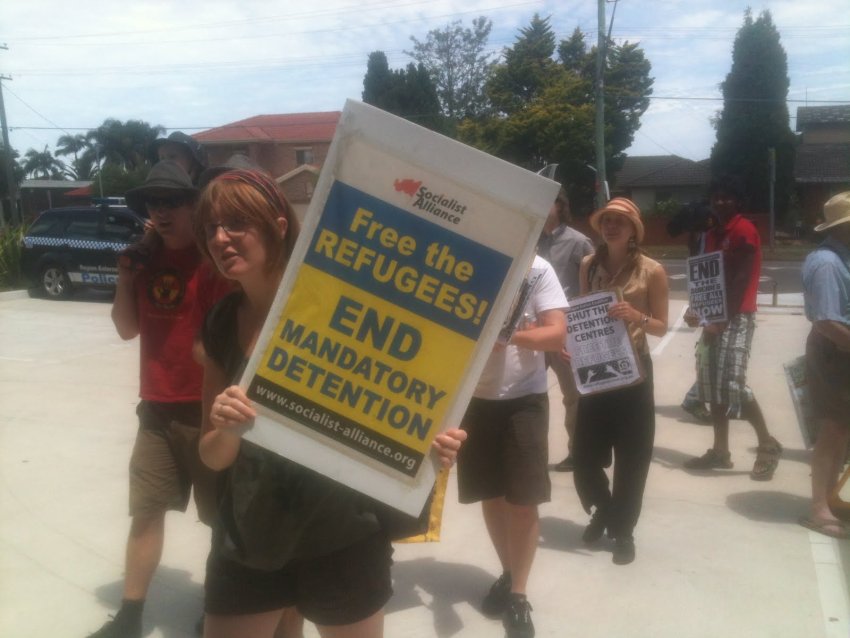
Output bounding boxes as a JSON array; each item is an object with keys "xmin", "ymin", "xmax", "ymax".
[{"xmin": 145, "ymin": 196, "xmax": 192, "ymax": 210}]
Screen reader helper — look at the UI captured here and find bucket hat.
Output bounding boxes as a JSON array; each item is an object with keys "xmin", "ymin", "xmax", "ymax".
[
  {"xmin": 814, "ymin": 191, "xmax": 850, "ymax": 233},
  {"xmin": 125, "ymin": 160, "xmax": 198, "ymax": 213},
  {"xmin": 151, "ymin": 131, "xmax": 208, "ymax": 170},
  {"xmin": 589, "ymin": 197, "xmax": 644, "ymax": 243}
]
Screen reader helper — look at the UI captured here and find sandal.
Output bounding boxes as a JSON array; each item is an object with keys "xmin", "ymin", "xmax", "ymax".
[
  {"xmin": 751, "ymin": 438, "xmax": 782, "ymax": 481},
  {"xmin": 798, "ymin": 516, "xmax": 850, "ymax": 539}
]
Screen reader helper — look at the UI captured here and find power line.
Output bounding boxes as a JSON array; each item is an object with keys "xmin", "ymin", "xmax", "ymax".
[
  {"xmin": 1, "ymin": 83, "xmax": 72, "ymax": 136},
  {"xmin": 8, "ymin": 95, "xmax": 848, "ymax": 134}
]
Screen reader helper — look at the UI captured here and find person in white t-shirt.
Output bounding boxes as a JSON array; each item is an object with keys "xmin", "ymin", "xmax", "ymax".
[{"xmin": 457, "ymin": 255, "xmax": 567, "ymax": 638}]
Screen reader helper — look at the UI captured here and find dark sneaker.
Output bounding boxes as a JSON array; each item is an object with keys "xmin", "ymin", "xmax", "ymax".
[
  {"xmin": 503, "ymin": 595, "xmax": 535, "ymax": 638},
  {"xmin": 684, "ymin": 448, "xmax": 733, "ymax": 470},
  {"xmin": 612, "ymin": 536, "xmax": 636, "ymax": 565},
  {"xmin": 481, "ymin": 572, "xmax": 512, "ymax": 617},
  {"xmin": 86, "ymin": 613, "xmax": 142, "ymax": 638},
  {"xmin": 681, "ymin": 401, "xmax": 712, "ymax": 423},
  {"xmin": 553, "ymin": 456, "xmax": 575, "ymax": 472},
  {"xmin": 582, "ymin": 508, "xmax": 607, "ymax": 544}
]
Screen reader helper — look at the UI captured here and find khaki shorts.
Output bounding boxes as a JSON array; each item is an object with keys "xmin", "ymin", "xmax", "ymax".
[{"xmin": 129, "ymin": 401, "xmax": 219, "ymax": 524}]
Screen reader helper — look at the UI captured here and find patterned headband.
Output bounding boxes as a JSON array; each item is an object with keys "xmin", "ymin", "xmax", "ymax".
[{"xmin": 214, "ymin": 169, "xmax": 290, "ymax": 216}]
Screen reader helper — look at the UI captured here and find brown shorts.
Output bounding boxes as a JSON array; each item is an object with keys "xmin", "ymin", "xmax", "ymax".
[
  {"xmin": 807, "ymin": 330, "xmax": 850, "ymax": 428},
  {"xmin": 457, "ymin": 393, "xmax": 551, "ymax": 506},
  {"xmin": 129, "ymin": 401, "xmax": 219, "ymax": 524},
  {"xmin": 204, "ymin": 531, "xmax": 393, "ymax": 625}
]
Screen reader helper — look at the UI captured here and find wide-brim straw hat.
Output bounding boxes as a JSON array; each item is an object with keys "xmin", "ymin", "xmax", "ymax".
[
  {"xmin": 589, "ymin": 197, "xmax": 644, "ymax": 243},
  {"xmin": 814, "ymin": 191, "xmax": 850, "ymax": 233},
  {"xmin": 125, "ymin": 160, "xmax": 198, "ymax": 213}
]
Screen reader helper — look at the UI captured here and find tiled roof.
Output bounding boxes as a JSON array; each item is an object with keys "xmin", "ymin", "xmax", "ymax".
[
  {"xmin": 195, "ymin": 112, "xmax": 342, "ymax": 144},
  {"xmin": 794, "ymin": 143, "xmax": 850, "ymax": 183},
  {"xmin": 614, "ymin": 155, "xmax": 710, "ymax": 188},
  {"xmin": 796, "ymin": 105, "xmax": 850, "ymax": 131}
]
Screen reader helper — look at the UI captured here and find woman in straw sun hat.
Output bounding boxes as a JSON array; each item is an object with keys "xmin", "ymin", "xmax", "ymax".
[{"xmin": 562, "ymin": 196, "xmax": 669, "ymax": 565}]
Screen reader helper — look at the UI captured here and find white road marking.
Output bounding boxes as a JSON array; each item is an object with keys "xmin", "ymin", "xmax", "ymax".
[{"xmin": 651, "ymin": 305, "xmax": 687, "ymax": 357}]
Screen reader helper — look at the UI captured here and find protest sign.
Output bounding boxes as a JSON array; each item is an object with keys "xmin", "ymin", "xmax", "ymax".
[
  {"xmin": 783, "ymin": 356, "xmax": 817, "ymax": 447},
  {"xmin": 566, "ymin": 290, "xmax": 643, "ymax": 395},
  {"xmin": 239, "ymin": 100, "xmax": 559, "ymax": 515},
  {"xmin": 687, "ymin": 251, "xmax": 727, "ymax": 324}
]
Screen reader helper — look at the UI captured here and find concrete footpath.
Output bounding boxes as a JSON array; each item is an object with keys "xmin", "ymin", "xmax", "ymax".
[{"xmin": 1, "ymin": 293, "xmax": 848, "ymax": 638}]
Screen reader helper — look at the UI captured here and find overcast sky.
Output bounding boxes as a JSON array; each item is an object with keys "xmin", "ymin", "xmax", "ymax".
[{"xmin": 1, "ymin": 0, "xmax": 848, "ymax": 166}]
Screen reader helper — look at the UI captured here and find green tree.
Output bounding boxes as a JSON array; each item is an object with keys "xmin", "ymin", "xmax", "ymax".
[
  {"xmin": 23, "ymin": 146, "xmax": 65, "ymax": 179},
  {"xmin": 487, "ymin": 14, "xmax": 560, "ymax": 116},
  {"xmin": 97, "ymin": 163, "xmax": 148, "ymax": 197},
  {"xmin": 460, "ymin": 15, "xmax": 653, "ymax": 215},
  {"xmin": 406, "ymin": 17, "xmax": 497, "ymax": 123},
  {"xmin": 0, "ymin": 146, "xmax": 25, "ymax": 223},
  {"xmin": 710, "ymin": 9, "xmax": 795, "ymax": 219},
  {"xmin": 0, "ymin": 146, "xmax": 24, "ymax": 196},
  {"xmin": 362, "ymin": 52, "xmax": 444, "ymax": 132}
]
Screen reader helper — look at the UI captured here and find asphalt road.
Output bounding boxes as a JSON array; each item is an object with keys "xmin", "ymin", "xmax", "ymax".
[{"xmin": 660, "ymin": 259, "xmax": 803, "ymax": 299}]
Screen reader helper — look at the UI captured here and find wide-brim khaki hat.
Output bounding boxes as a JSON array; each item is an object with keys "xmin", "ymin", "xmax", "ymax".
[
  {"xmin": 125, "ymin": 160, "xmax": 198, "ymax": 213},
  {"xmin": 814, "ymin": 191, "xmax": 850, "ymax": 232},
  {"xmin": 589, "ymin": 197, "xmax": 644, "ymax": 243}
]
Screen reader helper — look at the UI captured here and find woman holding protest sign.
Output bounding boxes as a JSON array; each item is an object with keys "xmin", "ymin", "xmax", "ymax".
[
  {"xmin": 565, "ymin": 197, "xmax": 668, "ymax": 565},
  {"xmin": 192, "ymin": 169, "xmax": 465, "ymax": 638}
]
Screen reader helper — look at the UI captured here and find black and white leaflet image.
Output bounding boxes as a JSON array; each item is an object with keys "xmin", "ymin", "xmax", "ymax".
[
  {"xmin": 687, "ymin": 250, "xmax": 727, "ymax": 324},
  {"xmin": 566, "ymin": 290, "xmax": 642, "ymax": 395}
]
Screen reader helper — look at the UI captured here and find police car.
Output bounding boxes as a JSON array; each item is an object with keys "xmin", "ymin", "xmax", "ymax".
[{"xmin": 21, "ymin": 205, "xmax": 146, "ymax": 298}]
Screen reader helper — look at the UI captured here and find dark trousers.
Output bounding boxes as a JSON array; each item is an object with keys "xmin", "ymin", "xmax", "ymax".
[{"xmin": 572, "ymin": 356, "xmax": 655, "ymax": 539}]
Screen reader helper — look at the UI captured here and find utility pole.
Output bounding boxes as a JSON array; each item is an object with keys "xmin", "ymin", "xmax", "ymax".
[
  {"xmin": 594, "ymin": 0, "xmax": 608, "ymax": 209},
  {"xmin": 593, "ymin": 1, "xmax": 620, "ymax": 209},
  {"xmin": 0, "ymin": 44, "xmax": 17, "ymax": 227}
]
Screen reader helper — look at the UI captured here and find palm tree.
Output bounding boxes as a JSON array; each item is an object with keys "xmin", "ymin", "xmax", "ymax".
[
  {"xmin": 56, "ymin": 133, "xmax": 89, "ymax": 161},
  {"xmin": 87, "ymin": 119, "xmax": 164, "ymax": 171},
  {"xmin": 55, "ymin": 133, "xmax": 96, "ymax": 181},
  {"xmin": 23, "ymin": 146, "xmax": 65, "ymax": 179}
]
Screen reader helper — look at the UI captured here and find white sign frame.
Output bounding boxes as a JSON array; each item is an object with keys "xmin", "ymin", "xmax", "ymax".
[{"xmin": 237, "ymin": 100, "xmax": 560, "ymax": 515}]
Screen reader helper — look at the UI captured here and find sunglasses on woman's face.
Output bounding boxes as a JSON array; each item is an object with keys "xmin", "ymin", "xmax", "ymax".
[
  {"xmin": 145, "ymin": 196, "xmax": 190, "ymax": 211},
  {"xmin": 204, "ymin": 218, "xmax": 251, "ymax": 240}
]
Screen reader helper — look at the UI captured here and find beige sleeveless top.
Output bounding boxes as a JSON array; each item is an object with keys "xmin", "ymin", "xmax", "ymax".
[{"xmin": 586, "ymin": 253, "xmax": 662, "ymax": 355}]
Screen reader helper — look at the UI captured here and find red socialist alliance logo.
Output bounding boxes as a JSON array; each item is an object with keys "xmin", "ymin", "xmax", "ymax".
[{"xmin": 393, "ymin": 178, "xmax": 422, "ymax": 197}]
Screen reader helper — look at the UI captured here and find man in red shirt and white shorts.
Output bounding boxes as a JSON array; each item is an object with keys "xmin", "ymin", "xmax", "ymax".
[{"xmin": 684, "ymin": 175, "xmax": 782, "ymax": 481}]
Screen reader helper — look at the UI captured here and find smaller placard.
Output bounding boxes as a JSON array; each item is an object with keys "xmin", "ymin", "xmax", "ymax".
[
  {"xmin": 687, "ymin": 251, "xmax": 727, "ymax": 325},
  {"xmin": 566, "ymin": 290, "xmax": 643, "ymax": 395}
]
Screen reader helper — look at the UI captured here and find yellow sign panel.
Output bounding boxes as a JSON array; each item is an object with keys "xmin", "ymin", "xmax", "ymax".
[{"xmin": 254, "ymin": 264, "xmax": 474, "ymax": 459}]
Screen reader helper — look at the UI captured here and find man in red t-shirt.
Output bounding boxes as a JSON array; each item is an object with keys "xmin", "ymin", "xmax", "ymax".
[
  {"xmin": 87, "ymin": 161, "xmax": 230, "ymax": 638},
  {"xmin": 684, "ymin": 175, "xmax": 782, "ymax": 481}
]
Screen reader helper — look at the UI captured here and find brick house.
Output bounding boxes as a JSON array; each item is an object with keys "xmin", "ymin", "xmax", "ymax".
[
  {"xmin": 793, "ymin": 105, "xmax": 850, "ymax": 226},
  {"xmin": 194, "ymin": 112, "xmax": 341, "ymax": 219},
  {"xmin": 611, "ymin": 155, "xmax": 711, "ymax": 214}
]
